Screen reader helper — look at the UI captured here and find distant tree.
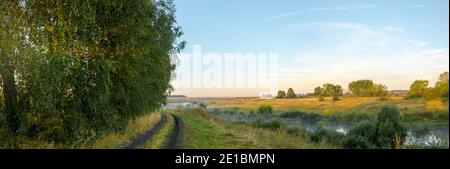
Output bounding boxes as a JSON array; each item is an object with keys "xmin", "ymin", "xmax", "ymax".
[
  {"xmin": 322, "ymin": 84, "xmax": 334, "ymax": 96},
  {"xmin": 331, "ymin": 85, "xmax": 343, "ymax": 101},
  {"xmin": 348, "ymin": 80, "xmax": 388, "ymax": 97},
  {"xmin": 372, "ymin": 84, "xmax": 388, "ymax": 100},
  {"xmin": 349, "ymin": 80, "xmax": 375, "ymax": 96},
  {"xmin": 286, "ymin": 88, "xmax": 297, "ymax": 99},
  {"xmin": 314, "ymin": 87, "xmax": 322, "ymax": 95},
  {"xmin": 407, "ymin": 80, "xmax": 429, "ymax": 99},
  {"xmin": 276, "ymin": 90, "xmax": 286, "ymax": 99},
  {"xmin": 435, "ymin": 72, "xmax": 449, "ymax": 101},
  {"xmin": 321, "ymin": 84, "xmax": 343, "ymax": 101},
  {"xmin": 314, "ymin": 86, "xmax": 325, "ymax": 102}
]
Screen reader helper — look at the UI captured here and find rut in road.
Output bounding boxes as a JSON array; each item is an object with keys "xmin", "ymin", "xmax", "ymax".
[
  {"xmin": 165, "ymin": 114, "xmax": 181, "ymax": 149},
  {"xmin": 124, "ymin": 114, "xmax": 168, "ymax": 149}
]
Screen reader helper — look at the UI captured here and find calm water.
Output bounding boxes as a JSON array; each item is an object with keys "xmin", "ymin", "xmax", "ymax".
[{"xmin": 211, "ymin": 110, "xmax": 449, "ymax": 147}]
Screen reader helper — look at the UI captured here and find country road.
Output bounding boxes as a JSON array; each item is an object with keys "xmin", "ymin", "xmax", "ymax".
[
  {"xmin": 123, "ymin": 113, "xmax": 181, "ymax": 149},
  {"xmin": 166, "ymin": 114, "xmax": 181, "ymax": 149}
]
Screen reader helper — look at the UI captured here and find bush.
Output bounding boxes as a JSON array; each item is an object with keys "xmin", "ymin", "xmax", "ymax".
[
  {"xmin": 343, "ymin": 135, "xmax": 372, "ymax": 149},
  {"xmin": 287, "ymin": 128, "xmax": 309, "ymax": 137},
  {"xmin": 310, "ymin": 125, "xmax": 345, "ymax": 145},
  {"xmin": 280, "ymin": 111, "xmax": 324, "ymax": 123},
  {"xmin": 343, "ymin": 112, "xmax": 376, "ymax": 123},
  {"xmin": 343, "ymin": 106, "xmax": 407, "ymax": 149},
  {"xmin": 375, "ymin": 106, "xmax": 407, "ymax": 148},
  {"xmin": 198, "ymin": 103, "xmax": 207, "ymax": 109},
  {"xmin": 257, "ymin": 105, "xmax": 273, "ymax": 115},
  {"xmin": 343, "ymin": 121, "xmax": 377, "ymax": 148},
  {"xmin": 252, "ymin": 120, "xmax": 284, "ymax": 130}
]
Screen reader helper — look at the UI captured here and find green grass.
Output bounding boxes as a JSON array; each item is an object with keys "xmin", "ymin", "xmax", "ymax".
[
  {"xmin": 0, "ymin": 112, "xmax": 163, "ymax": 149},
  {"xmin": 174, "ymin": 108, "xmax": 337, "ymax": 149},
  {"xmin": 143, "ymin": 113, "xmax": 175, "ymax": 149},
  {"xmin": 89, "ymin": 112, "xmax": 162, "ymax": 148}
]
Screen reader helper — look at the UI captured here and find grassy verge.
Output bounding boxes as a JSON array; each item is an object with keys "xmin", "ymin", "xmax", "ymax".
[
  {"xmin": 0, "ymin": 112, "xmax": 162, "ymax": 149},
  {"xmin": 89, "ymin": 112, "xmax": 162, "ymax": 148},
  {"xmin": 143, "ymin": 113, "xmax": 175, "ymax": 149},
  {"xmin": 174, "ymin": 108, "xmax": 337, "ymax": 149}
]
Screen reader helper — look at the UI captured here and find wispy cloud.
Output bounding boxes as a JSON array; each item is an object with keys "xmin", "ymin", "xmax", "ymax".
[
  {"xmin": 282, "ymin": 22, "xmax": 448, "ymax": 91},
  {"xmin": 267, "ymin": 12, "xmax": 302, "ymax": 21},
  {"xmin": 383, "ymin": 26, "xmax": 406, "ymax": 33},
  {"xmin": 408, "ymin": 4, "xmax": 425, "ymax": 8},
  {"xmin": 267, "ymin": 5, "xmax": 376, "ymax": 21},
  {"xmin": 313, "ymin": 4, "xmax": 375, "ymax": 11}
]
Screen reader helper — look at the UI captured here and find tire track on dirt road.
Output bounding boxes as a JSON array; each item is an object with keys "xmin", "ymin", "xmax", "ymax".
[
  {"xmin": 124, "ymin": 114, "xmax": 168, "ymax": 149},
  {"xmin": 166, "ymin": 114, "xmax": 181, "ymax": 149}
]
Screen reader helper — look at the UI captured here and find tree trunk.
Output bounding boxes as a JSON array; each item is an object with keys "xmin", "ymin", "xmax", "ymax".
[{"xmin": 1, "ymin": 56, "xmax": 19, "ymax": 136}]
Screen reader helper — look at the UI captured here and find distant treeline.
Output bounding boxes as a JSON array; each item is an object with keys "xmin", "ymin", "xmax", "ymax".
[{"xmin": 276, "ymin": 72, "xmax": 449, "ymax": 102}]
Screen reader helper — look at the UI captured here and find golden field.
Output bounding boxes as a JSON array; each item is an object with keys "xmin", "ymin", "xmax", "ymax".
[{"xmin": 206, "ymin": 96, "xmax": 449, "ymax": 115}]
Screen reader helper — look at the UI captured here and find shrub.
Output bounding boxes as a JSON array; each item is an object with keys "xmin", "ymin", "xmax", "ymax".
[
  {"xmin": 280, "ymin": 111, "xmax": 324, "ymax": 123},
  {"xmin": 375, "ymin": 106, "xmax": 407, "ymax": 148},
  {"xmin": 287, "ymin": 128, "xmax": 309, "ymax": 137},
  {"xmin": 310, "ymin": 125, "xmax": 345, "ymax": 145},
  {"xmin": 343, "ymin": 121, "xmax": 377, "ymax": 149},
  {"xmin": 343, "ymin": 135, "xmax": 372, "ymax": 149},
  {"xmin": 198, "ymin": 103, "xmax": 207, "ymax": 109},
  {"xmin": 342, "ymin": 111, "xmax": 375, "ymax": 123},
  {"xmin": 257, "ymin": 105, "xmax": 273, "ymax": 115},
  {"xmin": 252, "ymin": 120, "xmax": 284, "ymax": 130},
  {"xmin": 343, "ymin": 105, "xmax": 407, "ymax": 149}
]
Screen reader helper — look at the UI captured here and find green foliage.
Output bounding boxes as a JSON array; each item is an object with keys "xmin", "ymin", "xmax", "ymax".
[
  {"xmin": 435, "ymin": 72, "xmax": 449, "ymax": 101},
  {"xmin": 286, "ymin": 88, "xmax": 297, "ymax": 98},
  {"xmin": 315, "ymin": 84, "xmax": 343, "ymax": 101},
  {"xmin": 401, "ymin": 110, "xmax": 449, "ymax": 123},
  {"xmin": 252, "ymin": 120, "xmax": 285, "ymax": 130},
  {"xmin": 198, "ymin": 102, "xmax": 207, "ymax": 109},
  {"xmin": 0, "ymin": 0, "xmax": 184, "ymax": 147},
  {"xmin": 280, "ymin": 111, "xmax": 324, "ymax": 123},
  {"xmin": 310, "ymin": 125, "xmax": 345, "ymax": 145},
  {"xmin": 343, "ymin": 135, "xmax": 372, "ymax": 149},
  {"xmin": 256, "ymin": 105, "xmax": 273, "ymax": 115},
  {"xmin": 276, "ymin": 90, "xmax": 286, "ymax": 99},
  {"xmin": 349, "ymin": 80, "xmax": 375, "ymax": 96},
  {"xmin": 407, "ymin": 80, "xmax": 429, "ymax": 99},
  {"xmin": 343, "ymin": 105, "xmax": 407, "ymax": 149},
  {"xmin": 348, "ymin": 80, "xmax": 388, "ymax": 97},
  {"xmin": 406, "ymin": 72, "xmax": 449, "ymax": 102},
  {"xmin": 314, "ymin": 86, "xmax": 325, "ymax": 101}
]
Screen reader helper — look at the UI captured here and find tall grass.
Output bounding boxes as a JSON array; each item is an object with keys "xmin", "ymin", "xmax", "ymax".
[
  {"xmin": 90, "ymin": 112, "xmax": 162, "ymax": 148},
  {"xmin": 143, "ymin": 114, "xmax": 175, "ymax": 149},
  {"xmin": 174, "ymin": 108, "xmax": 337, "ymax": 149}
]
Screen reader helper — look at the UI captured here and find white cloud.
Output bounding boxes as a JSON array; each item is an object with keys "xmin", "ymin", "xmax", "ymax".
[
  {"xmin": 313, "ymin": 5, "xmax": 375, "ymax": 11},
  {"xmin": 266, "ymin": 11, "xmax": 301, "ymax": 21},
  {"xmin": 266, "ymin": 4, "xmax": 375, "ymax": 21},
  {"xmin": 408, "ymin": 4, "xmax": 425, "ymax": 8},
  {"xmin": 282, "ymin": 22, "xmax": 449, "ymax": 91},
  {"xmin": 383, "ymin": 26, "xmax": 406, "ymax": 33}
]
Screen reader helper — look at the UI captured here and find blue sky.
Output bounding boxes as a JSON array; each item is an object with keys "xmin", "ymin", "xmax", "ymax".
[{"xmin": 172, "ymin": 0, "xmax": 449, "ymax": 97}]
